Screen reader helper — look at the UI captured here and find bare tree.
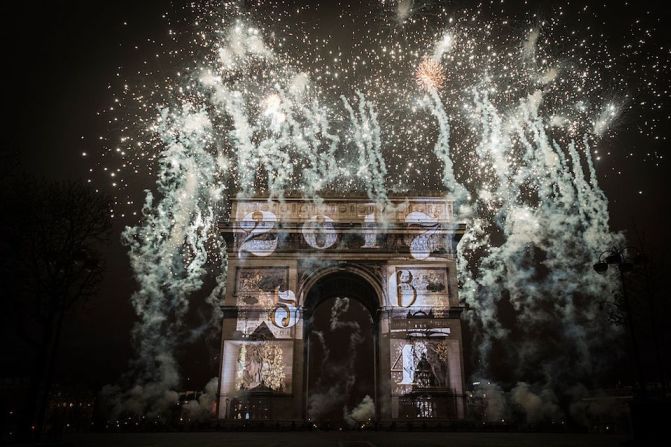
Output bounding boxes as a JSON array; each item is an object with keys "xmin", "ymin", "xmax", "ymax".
[{"xmin": 1, "ymin": 178, "xmax": 111, "ymax": 440}]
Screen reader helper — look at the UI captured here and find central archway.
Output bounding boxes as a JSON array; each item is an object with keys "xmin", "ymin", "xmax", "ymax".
[{"xmin": 303, "ymin": 270, "xmax": 380, "ymax": 426}]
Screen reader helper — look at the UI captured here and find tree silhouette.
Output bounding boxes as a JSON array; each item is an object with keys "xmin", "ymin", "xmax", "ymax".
[{"xmin": 1, "ymin": 178, "xmax": 111, "ymax": 440}]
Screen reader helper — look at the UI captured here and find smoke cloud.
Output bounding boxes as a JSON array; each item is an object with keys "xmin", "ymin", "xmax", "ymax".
[
  {"xmin": 182, "ymin": 377, "xmax": 219, "ymax": 421},
  {"xmin": 511, "ymin": 382, "xmax": 561, "ymax": 424},
  {"xmin": 345, "ymin": 395, "xmax": 375, "ymax": 426}
]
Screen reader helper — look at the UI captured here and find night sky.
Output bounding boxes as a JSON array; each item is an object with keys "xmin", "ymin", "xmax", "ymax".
[{"xmin": 3, "ymin": 0, "xmax": 670, "ymax": 400}]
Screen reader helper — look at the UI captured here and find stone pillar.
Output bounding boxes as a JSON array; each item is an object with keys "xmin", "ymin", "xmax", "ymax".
[{"xmin": 377, "ymin": 308, "xmax": 392, "ymax": 420}]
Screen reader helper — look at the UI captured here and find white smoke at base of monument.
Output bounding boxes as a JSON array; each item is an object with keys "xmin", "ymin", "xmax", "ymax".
[
  {"xmin": 345, "ymin": 395, "xmax": 376, "ymax": 426},
  {"xmin": 182, "ymin": 377, "xmax": 220, "ymax": 421},
  {"xmin": 471, "ymin": 380, "xmax": 561, "ymax": 424},
  {"xmin": 472, "ymin": 380, "xmax": 508, "ymax": 423},
  {"xmin": 510, "ymin": 382, "xmax": 561, "ymax": 424}
]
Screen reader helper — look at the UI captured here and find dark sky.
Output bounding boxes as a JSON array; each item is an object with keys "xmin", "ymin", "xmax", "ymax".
[
  {"xmin": 3, "ymin": 0, "xmax": 670, "ymax": 395},
  {"xmin": 4, "ymin": 1, "xmax": 181, "ymax": 391}
]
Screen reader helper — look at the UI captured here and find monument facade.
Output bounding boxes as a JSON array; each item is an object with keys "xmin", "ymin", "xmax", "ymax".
[{"xmin": 217, "ymin": 197, "xmax": 466, "ymax": 422}]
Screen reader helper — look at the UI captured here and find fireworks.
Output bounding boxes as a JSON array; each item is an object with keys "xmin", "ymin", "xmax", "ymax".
[
  {"xmin": 91, "ymin": 2, "xmax": 668, "ymax": 205},
  {"xmin": 94, "ymin": 1, "xmax": 669, "ymax": 416},
  {"xmin": 415, "ymin": 57, "xmax": 445, "ymax": 91}
]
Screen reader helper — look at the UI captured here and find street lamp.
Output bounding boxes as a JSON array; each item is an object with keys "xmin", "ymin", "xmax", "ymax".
[
  {"xmin": 593, "ymin": 247, "xmax": 644, "ymax": 393},
  {"xmin": 595, "ymin": 247, "xmax": 671, "ymax": 446}
]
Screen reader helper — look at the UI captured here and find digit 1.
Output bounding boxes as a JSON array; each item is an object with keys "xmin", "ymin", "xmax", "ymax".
[{"xmin": 361, "ymin": 212, "xmax": 379, "ymax": 248}]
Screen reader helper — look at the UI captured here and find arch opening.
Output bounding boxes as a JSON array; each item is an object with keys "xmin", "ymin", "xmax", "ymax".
[{"xmin": 304, "ymin": 271, "xmax": 379, "ymax": 427}]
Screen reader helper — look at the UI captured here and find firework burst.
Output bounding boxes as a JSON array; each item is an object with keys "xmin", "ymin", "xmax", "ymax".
[{"xmin": 415, "ymin": 57, "xmax": 445, "ymax": 91}]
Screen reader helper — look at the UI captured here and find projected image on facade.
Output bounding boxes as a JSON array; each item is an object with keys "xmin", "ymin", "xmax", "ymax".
[
  {"xmin": 391, "ymin": 340, "xmax": 452, "ymax": 393},
  {"xmin": 392, "ymin": 267, "xmax": 448, "ymax": 308},
  {"xmin": 217, "ymin": 197, "xmax": 466, "ymax": 422},
  {"xmin": 233, "ymin": 267, "xmax": 299, "ymax": 339},
  {"xmin": 236, "ymin": 267, "xmax": 288, "ymax": 304},
  {"xmin": 221, "ymin": 340, "xmax": 293, "ymax": 394}
]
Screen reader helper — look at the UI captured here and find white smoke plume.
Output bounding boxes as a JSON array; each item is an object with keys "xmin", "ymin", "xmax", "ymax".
[
  {"xmin": 476, "ymin": 380, "xmax": 508, "ymax": 423},
  {"xmin": 454, "ymin": 76, "xmax": 622, "ymax": 424},
  {"xmin": 307, "ymin": 329, "xmax": 339, "ymax": 421},
  {"xmin": 395, "ymin": 0, "xmax": 414, "ymax": 24},
  {"xmin": 217, "ymin": 23, "xmax": 273, "ymax": 71},
  {"xmin": 511, "ymin": 382, "xmax": 561, "ymax": 424},
  {"xmin": 345, "ymin": 395, "xmax": 375, "ymax": 426},
  {"xmin": 593, "ymin": 102, "xmax": 622, "ymax": 136},
  {"xmin": 113, "ymin": 104, "xmax": 226, "ymax": 416},
  {"xmin": 422, "ymin": 86, "xmax": 469, "ymax": 207},
  {"xmin": 432, "ymin": 31, "xmax": 454, "ymax": 62},
  {"xmin": 182, "ymin": 377, "xmax": 219, "ymax": 421},
  {"xmin": 342, "ymin": 92, "xmax": 389, "ymax": 208}
]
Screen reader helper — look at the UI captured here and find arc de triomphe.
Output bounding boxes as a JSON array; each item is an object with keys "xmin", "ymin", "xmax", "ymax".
[{"xmin": 217, "ymin": 197, "xmax": 466, "ymax": 423}]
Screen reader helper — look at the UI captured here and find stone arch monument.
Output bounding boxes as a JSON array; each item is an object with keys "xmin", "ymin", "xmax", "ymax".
[{"xmin": 217, "ymin": 197, "xmax": 466, "ymax": 423}]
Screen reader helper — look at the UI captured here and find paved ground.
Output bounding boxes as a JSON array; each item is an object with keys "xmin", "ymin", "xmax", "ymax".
[{"xmin": 63, "ymin": 432, "xmax": 629, "ymax": 447}]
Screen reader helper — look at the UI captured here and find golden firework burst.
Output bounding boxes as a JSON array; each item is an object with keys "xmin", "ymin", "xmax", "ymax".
[{"xmin": 416, "ymin": 57, "xmax": 445, "ymax": 91}]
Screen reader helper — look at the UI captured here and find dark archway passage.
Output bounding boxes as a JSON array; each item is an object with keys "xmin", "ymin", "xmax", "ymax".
[{"xmin": 304, "ymin": 271, "xmax": 377, "ymax": 426}]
